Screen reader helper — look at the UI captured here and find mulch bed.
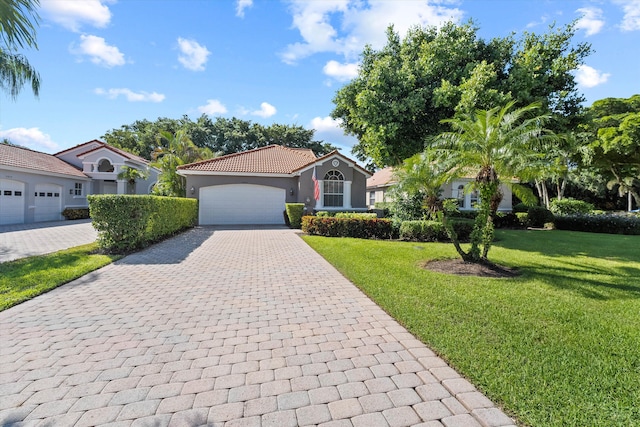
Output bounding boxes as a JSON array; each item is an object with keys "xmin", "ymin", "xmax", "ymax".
[{"xmin": 420, "ymin": 258, "xmax": 520, "ymax": 278}]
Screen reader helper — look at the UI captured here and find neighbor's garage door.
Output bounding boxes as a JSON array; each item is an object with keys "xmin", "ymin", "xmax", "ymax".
[
  {"xmin": 199, "ymin": 184, "xmax": 286, "ymax": 225},
  {"xmin": 34, "ymin": 183, "xmax": 62, "ymax": 222},
  {"xmin": 0, "ymin": 179, "xmax": 25, "ymax": 225}
]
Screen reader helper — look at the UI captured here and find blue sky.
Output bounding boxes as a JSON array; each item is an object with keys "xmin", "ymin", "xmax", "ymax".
[{"xmin": 2, "ymin": 0, "xmax": 639, "ymax": 155}]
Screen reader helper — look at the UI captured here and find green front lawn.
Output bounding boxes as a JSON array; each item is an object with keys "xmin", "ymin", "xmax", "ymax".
[
  {"xmin": 0, "ymin": 243, "xmax": 121, "ymax": 311},
  {"xmin": 303, "ymin": 230, "xmax": 640, "ymax": 427}
]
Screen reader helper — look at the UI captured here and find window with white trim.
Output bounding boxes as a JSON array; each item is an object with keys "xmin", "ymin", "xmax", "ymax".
[
  {"xmin": 369, "ymin": 191, "xmax": 376, "ymax": 206},
  {"xmin": 323, "ymin": 170, "xmax": 344, "ymax": 207},
  {"xmin": 74, "ymin": 182, "xmax": 83, "ymax": 196}
]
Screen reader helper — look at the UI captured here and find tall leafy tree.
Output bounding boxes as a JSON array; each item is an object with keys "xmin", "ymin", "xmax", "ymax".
[
  {"xmin": 432, "ymin": 102, "xmax": 550, "ymax": 263},
  {"xmin": 582, "ymin": 95, "xmax": 640, "ymax": 210},
  {"xmin": 0, "ymin": 0, "xmax": 41, "ymax": 99},
  {"xmin": 332, "ymin": 21, "xmax": 589, "ymax": 168}
]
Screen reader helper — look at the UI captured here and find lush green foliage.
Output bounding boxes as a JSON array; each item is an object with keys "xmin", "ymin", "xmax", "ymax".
[
  {"xmin": 331, "ymin": 21, "xmax": 589, "ymax": 167},
  {"xmin": 61, "ymin": 207, "xmax": 90, "ymax": 220},
  {"xmin": 432, "ymin": 101, "xmax": 548, "ymax": 262},
  {"xmin": 103, "ymin": 115, "xmax": 337, "ymax": 160},
  {"xmin": 334, "ymin": 212, "xmax": 377, "ymax": 219},
  {"xmin": 303, "ymin": 230, "xmax": 640, "ymax": 427},
  {"xmin": 526, "ymin": 205, "xmax": 555, "ymax": 227},
  {"xmin": 0, "ymin": 243, "xmax": 120, "ymax": 311},
  {"xmin": 399, "ymin": 219, "xmax": 473, "ymax": 242},
  {"xmin": 549, "ymin": 197, "xmax": 594, "ymax": 215},
  {"xmin": 555, "ymin": 213, "xmax": 640, "ymax": 235},
  {"xmin": 285, "ymin": 203, "xmax": 305, "ymax": 228},
  {"xmin": 302, "ymin": 216, "xmax": 393, "ymax": 239},
  {"xmin": 0, "ymin": 0, "xmax": 41, "ymax": 99},
  {"xmin": 88, "ymin": 195, "xmax": 197, "ymax": 253},
  {"xmin": 582, "ymin": 95, "xmax": 640, "ymax": 210}
]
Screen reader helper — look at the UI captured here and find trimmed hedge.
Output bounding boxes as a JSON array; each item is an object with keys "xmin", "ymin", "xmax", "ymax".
[
  {"xmin": 554, "ymin": 214, "xmax": 640, "ymax": 235},
  {"xmin": 301, "ymin": 216, "xmax": 393, "ymax": 239},
  {"xmin": 526, "ymin": 206, "xmax": 555, "ymax": 228},
  {"xmin": 62, "ymin": 207, "xmax": 90, "ymax": 220},
  {"xmin": 285, "ymin": 203, "xmax": 305, "ymax": 229},
  {"xmin": 399, "ymin": 219, "xmax": 475, "ymax": 242},
  {"xmin": 88, "ymin": 195, "xmax": 198, "ymax": 253},
  {"xmin": 549, "ymin": 198, "xmax": 594, "ymax": 215}
]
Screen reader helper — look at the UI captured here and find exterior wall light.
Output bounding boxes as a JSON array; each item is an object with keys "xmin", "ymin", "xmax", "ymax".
[{"xmin": 190, "ymin": 186, "xmax": 195, "ymax": 195}]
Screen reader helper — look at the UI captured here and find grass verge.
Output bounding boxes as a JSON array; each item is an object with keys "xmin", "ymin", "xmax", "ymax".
[
  {"xmin": 0, "ymin": 243, "xmax": 121, "ymax": 311},
  {"xmin": 303, "ymin": 230, "xmax": 640, "ymax": 427}
]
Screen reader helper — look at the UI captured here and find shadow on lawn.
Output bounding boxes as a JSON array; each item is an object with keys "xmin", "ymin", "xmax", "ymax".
[
  {"xmin": 520, "ymin": 259, "xmax": 640, "ymax": 300},
  {"xmin": 116, "ymin": 226, "xmax": 215, "ymax": 265}
]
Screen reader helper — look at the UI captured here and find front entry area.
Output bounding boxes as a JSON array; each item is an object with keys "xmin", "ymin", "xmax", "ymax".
[{"xmin": 199, "ymin": 184, "xmax": 286, "ymax": 225}]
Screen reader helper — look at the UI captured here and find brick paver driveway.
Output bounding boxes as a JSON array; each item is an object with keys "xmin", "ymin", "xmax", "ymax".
[
  {"xmin": 0, "ymin": 227, "xmax": 515, "ymax": 427},
  {"xmin": 0, "ymin": 219, "xmax": 97, "ymax": 263}
]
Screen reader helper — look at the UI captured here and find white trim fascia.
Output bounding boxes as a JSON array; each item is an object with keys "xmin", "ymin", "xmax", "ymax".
[
  {"xmin": 0, "ymin": 165, "xmax": 90, "ymax": 180},
  {"xmin": 177, "ymin": 170, "xmax": 294, "ymax": 178}
]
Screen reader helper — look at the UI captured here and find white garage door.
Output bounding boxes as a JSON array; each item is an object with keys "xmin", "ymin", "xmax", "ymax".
[
  {"xmin": 34, "ymin": 184, "xmax": 62, "ymax": 222},
  {"xmin": 199, "ymin": 184, "xmax": 286, "ymax": 225},
  {"xmin": 0, "ymin": 179, "xmax": 25, "ymax": 225}
]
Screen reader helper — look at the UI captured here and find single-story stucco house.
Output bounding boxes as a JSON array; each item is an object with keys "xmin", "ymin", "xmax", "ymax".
[
  {"xmin": 178, "ymin": 144, "xmax": 372, "ymax": 225},
  {"xmin": 367, "ymin": 166, "xmax": 513, "ymax": 211},
  {"xmin": 0, "ymin": 140, "xmax": 159, "ymax": 225}
]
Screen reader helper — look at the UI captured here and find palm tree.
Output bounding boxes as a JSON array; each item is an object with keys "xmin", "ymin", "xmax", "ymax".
[
  {"xmin": 390, "ymin": 151, "xmax": 451, "ymax": 219},
  {"xmin": 117, "ymin": 166, "xmax": 150, "ymax": 194},
  {"xmin": 0, "ymin": 0, "xmax": 41, "ymax": 99},
  {"xmin": 152, "ymin": 130, "xmax": 214, "ymax": 197},
  {"xmin": 432, "ymin": 101, "xmax": 552, "ymax": 263}
]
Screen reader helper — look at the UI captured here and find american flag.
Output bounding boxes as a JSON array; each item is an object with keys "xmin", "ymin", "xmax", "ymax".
[{"xmin": 312, "ymin": 167, "xmax": 320, "ymax": 201}]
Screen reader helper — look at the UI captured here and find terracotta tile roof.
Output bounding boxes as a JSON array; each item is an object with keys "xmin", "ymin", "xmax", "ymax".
[
  {"xmin": 178, "ymin": 145, "xmax": 318, "ymax": 174},
  {"xmin": 57, "ymin": 139, "xmax": 150, "ymax": 165},
  {"xmin": 367, "ymin": 167, "xmax": 396, "ymax": 188},
  {"xmin": 0, "ymin": 144, "xmax": 88, "ymax": 178}
]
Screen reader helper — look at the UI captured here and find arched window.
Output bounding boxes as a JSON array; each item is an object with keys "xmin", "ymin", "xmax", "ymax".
[
  {"xmin": 97, "ymin": 159, "xmax": 114, "ymax": 172},
  {"xmin": 323, "ymin": 170, "xmax": 344, "ymax": 207}
]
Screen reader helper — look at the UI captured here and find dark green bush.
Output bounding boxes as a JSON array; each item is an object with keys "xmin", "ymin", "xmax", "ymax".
[
  {"xmin": 62, "ymin": 207, "xmax": 90, "ymax": 220},
  {"xmin": 527, "ymin": 206, "xmax": 555, "ymax": 228},
  {"xmin": 494, "ymin": 212, "xmax": 525, "ymax": 229},
  {"xmin": 512, "ymin": 202, "xmax": 529, "ymax": 213},
  {"xmin": 399, "ymin": 219, "xmax": 473, "ymax": 242},
  {"xmin": 88, "ymin": 195, "xmax": 197, "ymax": 253},
  {"xmin": 554, "ymin": 214, "xmax": 640, "ymax": 235},
  {"xmin": 285, "ymin": 203, "xmax": 305, "ymax": 228},
  {"xmin": 549, "ymin": 198, "xmax": 594, "ymax": 215},
  {"xmin": 301, "ymin": 216, "xmax": 393, "ymax": 239}
]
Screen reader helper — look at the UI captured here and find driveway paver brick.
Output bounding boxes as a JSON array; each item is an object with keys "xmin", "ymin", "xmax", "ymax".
[{"xmin": 0, "ymin": 227, "xmax": 515, "ymax": 426}]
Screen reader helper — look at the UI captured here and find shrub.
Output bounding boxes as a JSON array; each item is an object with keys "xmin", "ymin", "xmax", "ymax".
[
  {"xmin": 285, "ymin": 203, "xmax": 305, "ymax": 228},
  {"xmin": 334, "ymin": 212, "xmax": 377, "ymax": 219},
  {"xmin": 399, "ymin": 220, "xmax": 446, "ymax": 241},
  {"xmin": 554, "ymin": 214, "xmax": 640, "ymax": 235},
  {"xmin": 88, "ymin": 195, "xmax": 197, "ymax": 253},
  {"xmin": 301, "ymin": 216, "xmax": 393, "ymax": 239},
  {"xmin": 512, "ymin": 202, "xmax": 529, "ymax": 213},
  {"xmin": 399, "ymin": 219, "xmax": 473, "ymax": 242},
  {"xmin": 494, "ymin": 212, "xmax": 524, "ymax": 229},
  {"xmin": 62, "ymin": 207, "xmax": 90, "ymax": 220},
  {"xmin": 527, "ymin": 206, "xmax": 555, "ymax": 228},
  {"xmin": 316, "ymin": 211, "xmax": 331, "ymax": 217},
  {"xmin": 549, "ymin": 198, "xmax": 594, "ymax": 215}
]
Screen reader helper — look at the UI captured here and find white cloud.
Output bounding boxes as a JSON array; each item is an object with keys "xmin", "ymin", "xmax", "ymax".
[
  {"xmin": 72, "ymin": 35, "xmax": 125, "ymax": 67},
  {"xmin": 177, "ymin": 38, "xmax": 211, "ymax": 71},
  {"xmin": 323, "ymin": 60, "xmax": 359, "ymax": 82},
  {"xmin": 575, "ymin": 7, "xmax": 605, "ymax": 36},
  {"xmin": 248, "ymin": 102, "xmax": 277, "ymax": 118},
  {"xmin": 41, "ymin": 0, "xmax": 113, "ymax": 32},
  {"xmin": 310, "ymin": 116, "xmax": 357, "ymax": 151},
  {"xmin": 95, "ymin": 88, "xmax": 165, "ymax": 102},
  {"xmin": 198, "ymin": 99, "xmax": 228, "ymax": 115},
  {"xmin": 575, "ymin": 65, "xmax": 611, "ymax": 88},
  {"xmin": 236, "ymin": 0, "xmax": 253, "ymax": 17},
  {"xmin": 281, "ymin": 0, "xmax": 462, "ymax": 64},
  {"xmin": 615, "ymin": 0, "xmax": 640, "ymax": 31},
  {"xmin": 0, "ymin": 127, "xmax": 59, "ymax": 152}
]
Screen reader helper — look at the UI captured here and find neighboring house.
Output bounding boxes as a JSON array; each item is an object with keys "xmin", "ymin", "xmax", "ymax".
[
  {"xmin": 178, "ymin": 145, "xmax": 372, "ymax": 225},
  {"xmin": 0, "ymin": 140, "xmax": 158, "ymax": 225},
  {"xmin": 366, "ymin": 166, "xmax": 513, "ymax": 211}
]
